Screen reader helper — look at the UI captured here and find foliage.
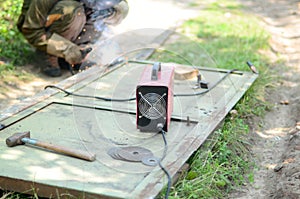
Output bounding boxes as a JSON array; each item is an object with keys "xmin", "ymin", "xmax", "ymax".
[
  {"xmin": 168, "ymin": 117, "xmax": 253, "ymax": 199},
  {"xmin": 0, "ymin": 0, "xmax": 32, "ymax": 75}
]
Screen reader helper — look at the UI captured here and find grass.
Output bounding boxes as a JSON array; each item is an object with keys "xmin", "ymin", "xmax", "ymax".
[
  {"xmin": 153, "ymin": 0, "xmax": 272, "ymax": 198},
  {"xmin": 0, "ymin": 0, "xmax": 33, "ymax": 76}
]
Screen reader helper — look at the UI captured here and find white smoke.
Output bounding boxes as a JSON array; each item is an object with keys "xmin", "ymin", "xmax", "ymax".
[{"xmin": 81, "ymin": 0, "xmax": 121, "ymax": 10}]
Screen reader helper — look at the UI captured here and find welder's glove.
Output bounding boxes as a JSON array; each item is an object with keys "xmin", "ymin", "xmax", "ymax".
[
  {"xmin": 104, "ymin": 0, "xmax": 129, "ymax": 25},
  {"xmin": 47, "ymin": 33, "xmax": 83, "ymax": 65}
]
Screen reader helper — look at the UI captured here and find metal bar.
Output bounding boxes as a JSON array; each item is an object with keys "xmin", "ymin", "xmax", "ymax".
[{"xmin": 129, "ymin": 59, "xmax": 244, "ymax": 75}]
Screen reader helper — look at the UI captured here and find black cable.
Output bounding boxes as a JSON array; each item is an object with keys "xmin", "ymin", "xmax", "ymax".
[
  {"xmin": 45, "ymin": 69, "xmax": 237, "ymax": 102},
  {"xmin": 174, "ymin": 68, "xmax": 238, "ymax": 97},
  {"xmin": 44, "ymin": 85, "xmax": 136, "ymax": 102},
  {"xmin": 160, "ymin": 129, "xmax": 168, "ymax": 160},
  {"xmin": 158, "ymin": 129, "xmax": 172, "ymax": 199}
]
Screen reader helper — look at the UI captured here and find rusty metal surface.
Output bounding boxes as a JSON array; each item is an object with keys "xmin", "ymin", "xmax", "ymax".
[{"xmin": 0, "ymin": 62, "xmax": 258, "ymax": 198}]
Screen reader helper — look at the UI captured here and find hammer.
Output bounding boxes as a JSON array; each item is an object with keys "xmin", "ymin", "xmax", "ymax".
[{"xmin": 6, "ymin": 131, "xmax": 96, "ymax": 162}]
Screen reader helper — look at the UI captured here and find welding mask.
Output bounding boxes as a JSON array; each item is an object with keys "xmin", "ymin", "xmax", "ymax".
[{"xmin": 82, "ymin": 0, "xmax": 129, "ymax": 28}]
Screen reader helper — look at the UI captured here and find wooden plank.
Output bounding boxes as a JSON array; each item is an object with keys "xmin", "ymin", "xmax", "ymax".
[
  {"xmin": 0, "ymin": 61, "xmax": 258, "ymax": 198},
  {"xmin": 0, "ymin": 103, "xmax": 197, "ymax": 198},
  {"xmin": 174, "ymin": 65, "xmax": 199, "ymax": 80}
]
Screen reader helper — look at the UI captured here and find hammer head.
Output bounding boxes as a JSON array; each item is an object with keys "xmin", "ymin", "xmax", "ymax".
[{"xmin": 6, "ymin": 131, "xmax": 30, "ymax": 147}]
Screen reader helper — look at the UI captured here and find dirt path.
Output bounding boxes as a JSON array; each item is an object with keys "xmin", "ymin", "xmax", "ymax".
[{"xmin": 230, "ymin": 0, "xmax": 300, "ymax": 198}]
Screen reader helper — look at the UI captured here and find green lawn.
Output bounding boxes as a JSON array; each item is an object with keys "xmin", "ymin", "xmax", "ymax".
[{"xmin": 0, "ymin": 0, "xmax": 32, "ymax": 75}]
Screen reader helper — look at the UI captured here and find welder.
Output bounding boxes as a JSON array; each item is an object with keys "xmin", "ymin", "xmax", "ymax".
[{"xmin": 17, "ymin": 0, "xmax": 129, "ymax": 77}]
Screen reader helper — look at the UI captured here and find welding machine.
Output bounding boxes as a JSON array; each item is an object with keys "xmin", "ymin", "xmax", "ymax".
[{"xmin": 136, "ymin": 62, "xmax": 175, "ymax": 132}]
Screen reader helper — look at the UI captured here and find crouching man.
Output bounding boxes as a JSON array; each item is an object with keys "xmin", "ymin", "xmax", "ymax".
[{"xmin": 17, "ymin": 0, "xmax": 129, "ymax": 77}]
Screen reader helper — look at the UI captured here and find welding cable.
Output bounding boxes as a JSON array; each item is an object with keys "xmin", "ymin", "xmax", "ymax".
[
  {"xmin": 44, "ymin": 68, "xmax": 238, "ymax": 102},
  {"xmin": 156, "ymin": 125, "xmax": 172, "ymax": 199},
  {"xmin": 129, "ymin": 60, "xmax": 244, "ymax": 97},
  {"xmin": 174, "ymin": 68, "xmax": 239, "ymax": 97},
  {"xmin": 44, "ymin": 85, "xmax": 136, "ymax": 102}
]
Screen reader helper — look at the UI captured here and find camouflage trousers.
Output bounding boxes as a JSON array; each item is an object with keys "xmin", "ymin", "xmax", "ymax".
[{"xmin": 47, "ymin": 0, "xmax": 102, "ymax": 46}]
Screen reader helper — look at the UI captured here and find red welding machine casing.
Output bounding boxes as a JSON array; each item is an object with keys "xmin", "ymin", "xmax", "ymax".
[{"xmin": 136, "ymin": 63, "xmax": 175, "ymax": 132}]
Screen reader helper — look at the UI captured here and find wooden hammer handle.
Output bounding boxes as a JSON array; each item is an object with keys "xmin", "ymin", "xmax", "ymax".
[{"xmin": 22, "ymin": 138, "xmax": 96, "ymax": 162}]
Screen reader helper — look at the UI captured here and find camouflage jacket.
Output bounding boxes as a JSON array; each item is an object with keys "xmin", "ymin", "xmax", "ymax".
[
  {"xmin": 17, "ymin": 0, "xmax": 65, "ymax": 52},
  {"xmin": 17, "ymin": 0, "xmax": 128, "ymax": 52}
]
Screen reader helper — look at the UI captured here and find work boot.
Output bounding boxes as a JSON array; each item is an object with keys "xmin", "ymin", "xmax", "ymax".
[
  {"xmin": 44, "ymin": 55, "xmax": 62, "ymax": 77},
  {"xmin": 33, "ymin": 50, "xmax": 62, "ymax": 77}
]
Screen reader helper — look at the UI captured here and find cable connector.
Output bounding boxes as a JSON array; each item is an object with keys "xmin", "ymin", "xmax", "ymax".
[
  {"xmin": 246, "ymin": 61, "xmax": 259, "ymax": 74},
  {"xmin": 157, "ymin": 123, "xmax": 164, "ymax": 132},
  {"xmin": 107, "ymin": 56, "xmax": 126, "ymax": 68},
  {"xmin": 0, "ymin": 124, "xmax": 6, "ymax": 131}
]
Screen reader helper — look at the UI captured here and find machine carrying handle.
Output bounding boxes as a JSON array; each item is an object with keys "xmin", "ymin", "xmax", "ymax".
[{"xmin": 151, "ymin": 62, "xmax": 161, "ymax": 81}]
